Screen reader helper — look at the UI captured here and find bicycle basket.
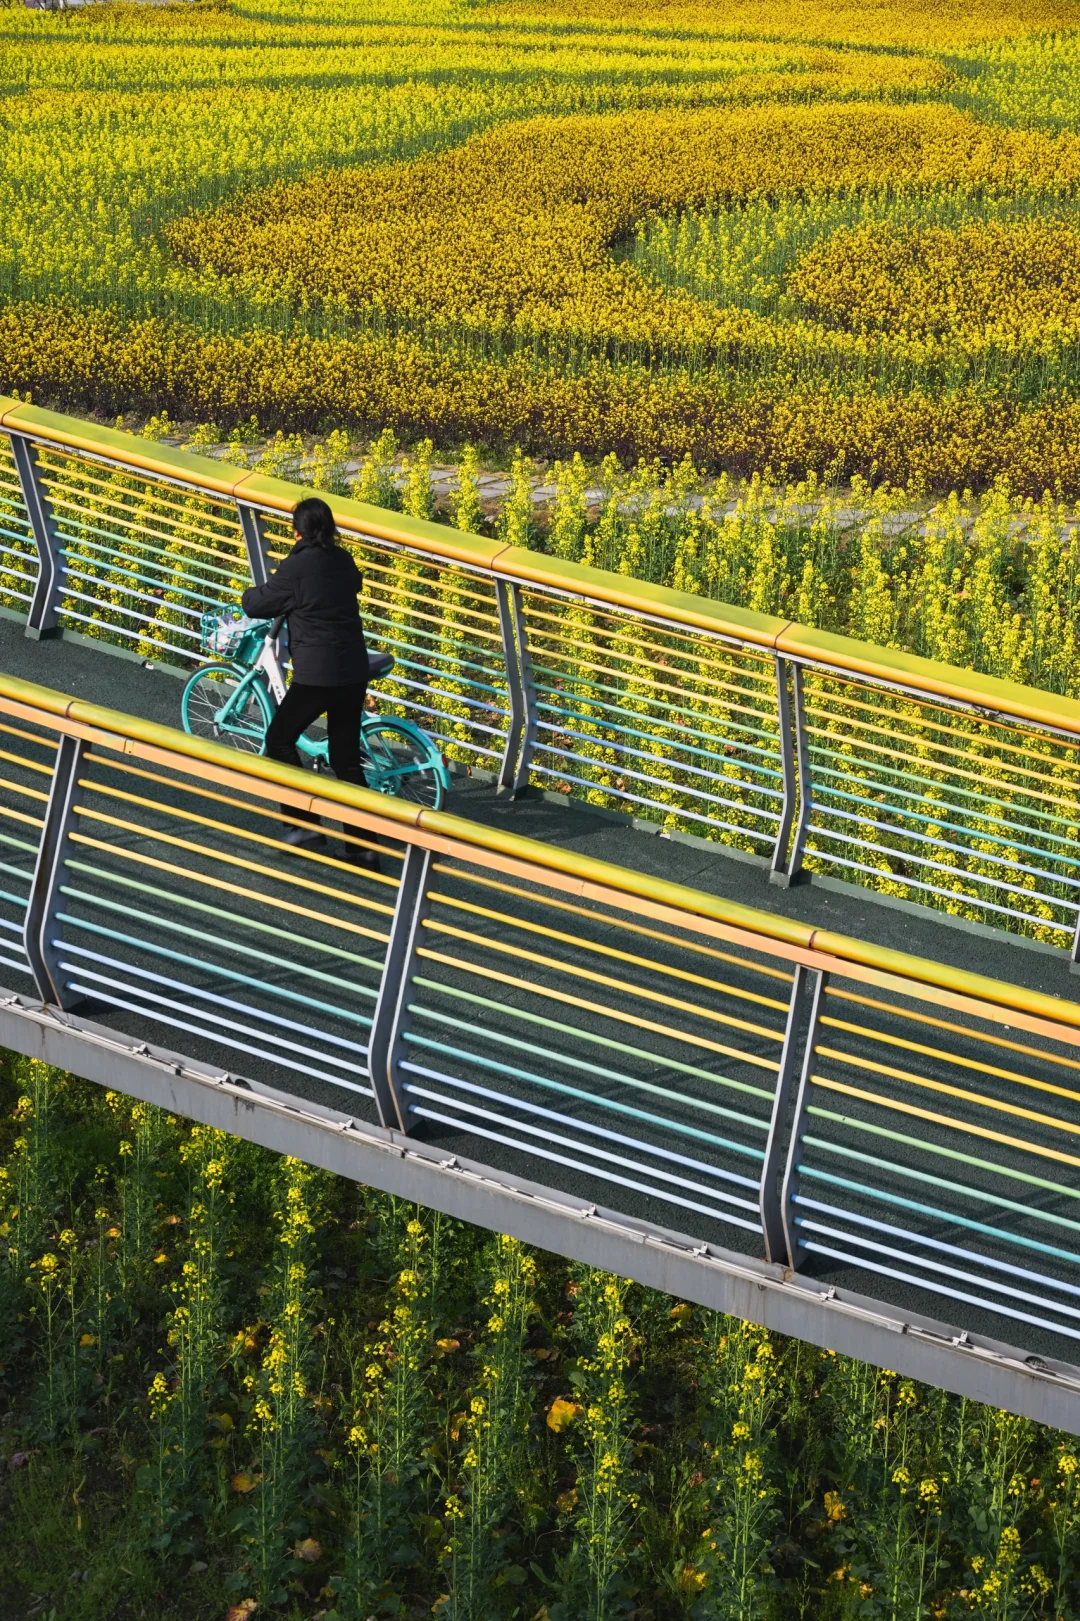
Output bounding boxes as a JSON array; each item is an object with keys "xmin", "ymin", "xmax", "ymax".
[{"xmin": 201, "ymin": 609, "xmax": 270, "ymax": 664}]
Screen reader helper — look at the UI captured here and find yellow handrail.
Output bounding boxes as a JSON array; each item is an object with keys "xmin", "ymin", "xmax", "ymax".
[{"xmin": 7, "ymin": 396, "xmax": 1079, "ymax": 735}]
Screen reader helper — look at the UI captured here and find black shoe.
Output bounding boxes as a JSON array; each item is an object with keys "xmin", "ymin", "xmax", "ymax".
[
  {"xmin": 281, "ymin": 823, "xmax": 327, "ymax": 851},
  {"xmin": 342, "ymin": 844, "xmax": 381, "ymax": 873}
]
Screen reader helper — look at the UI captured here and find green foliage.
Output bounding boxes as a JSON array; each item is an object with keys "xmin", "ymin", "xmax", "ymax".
[
  {"xmin": 550, "ymin": 452, "xmax": 589, "ymax": 562},
  {"xmin": 355, "ymin": 428, "xmax": 401, "ymax": 512},
  {"xmin": 556, "ymin": 1269, "xmax": 640, "ymax": 1619},
  {"xmin": 496, "ymin": 450, "xmax": 537, "ymax": 550},
  {"xmin": 443, "ymin": 1235, "xmax": 537, "ymax": 1615},
  {"xmin": 9, "ymin": 0, "xmax": 1080, "ymax": 489},
  {"xmin": 0, "ymin": 1055, "xmax": 1079, "ymax": 1619},
  {"xmin": 452, "ymin": 443, "xmax": 486, "ymax": 536},
  {"xmin": 143, "ymin": 1126, "xmax": 234, "ymax": 1554},
  {"xmin": 402, "ymin": 438, "xmax": 436, "ymax": 522},
  {"xmin": 336, "ymin": 1210, "xmax": 439, "ymax": 1616}
]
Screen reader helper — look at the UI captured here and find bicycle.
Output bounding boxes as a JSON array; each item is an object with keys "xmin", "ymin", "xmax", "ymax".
[{"xmin": 181, "ymin": 608, "xmax": 451, "ymax": 809}]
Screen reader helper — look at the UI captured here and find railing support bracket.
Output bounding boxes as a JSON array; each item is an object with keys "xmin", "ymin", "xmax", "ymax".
[
  {"xmin": 770, "ymin": 656, "xmax": 812, "ymax": 887},
  {"xmin": 495, "ymin": 578, "xmax": 538, "ymax": 795},
  {"xmin": 24, "ymin": 734, "xmax": 87, "ymax": 1010},
  {"xmin": 778, "ymin": 968, "xmax": 829, "ymax": 1271},
  {"xmin": 10, "ymin": 433, "xmax": 62, "ymax": 640},
  {"xmin": 760, "ymin": 963, "xmax": 824, "ymax": 1264},
  {"xmin": 367, "ymin": 842, "xmax": 433, "ymax": 1132},
  {"xmin": 236, "ymin": 500, "xmax": 271, "ymax": 589}
]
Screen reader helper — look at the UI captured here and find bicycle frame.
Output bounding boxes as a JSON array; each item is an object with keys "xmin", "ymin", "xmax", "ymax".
[
  {"xmin": 214, "ymin": 627, "xmax": 308, "ymax": 749},
  {"xmin": 250, "ymin": 625, "xmax": 288, "ymax": 706}
]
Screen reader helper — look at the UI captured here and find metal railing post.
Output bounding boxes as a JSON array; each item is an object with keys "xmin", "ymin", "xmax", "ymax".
[
  {"xmin": 770, "ymin": 658, "xmax": 812, "ymax": 887},
  {"xmin": 510, "ymin": 583, "xmax": 538, "ymax": 796},
  {"xmin": 759, "ymin": 962, "xmax": 821, "ymax": 1264},
  {"xmin": 769, "ymin": 654, "xmax": 796, "ymax": 883},
  {"xmin": 779, "ymin": 967, "xmax": 828, "ymax": 1270},
  {"xmin": 495, "ymin": 578, "xmax": 538, "ymax": 795},
  {"xmin": 10, "ymin": 433, "xmax": 61, "ymax": 640},
  {"xmin": 367, "ymin": 842, "xmax": 433, "ymax": 1132},
  {"xmin": 24, "ymin": 735, "xmax": 86, "ymax": 1009},
  {"xmin": 496, "ymin": 579, "xmax": 525, "ymax": 792},
  {"xmin": 236, "ymin": 500, "xmax": 270, "ymax": 588}
]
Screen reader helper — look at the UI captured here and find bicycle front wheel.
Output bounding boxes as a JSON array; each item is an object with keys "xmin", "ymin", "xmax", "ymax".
[
  {"xmin": 181, "ymin": 664, "xmax": 273, "ymax": 754},
  {"xmin": 362, "ymin": 718, "xmax": 448, "ymax": 809}
]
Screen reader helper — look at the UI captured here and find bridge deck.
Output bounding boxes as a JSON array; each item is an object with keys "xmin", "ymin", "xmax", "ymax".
[{"xmin": 11, "ymin": 613, "xmax": 1074, "ymax": 1014}]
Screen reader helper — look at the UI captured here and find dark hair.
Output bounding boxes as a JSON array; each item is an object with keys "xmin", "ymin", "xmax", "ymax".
[{"xmin": 292, "ymin": 496, "xmax": 338, "ymax": 550}]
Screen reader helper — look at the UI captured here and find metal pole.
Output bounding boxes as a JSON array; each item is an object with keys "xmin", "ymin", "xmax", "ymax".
[
  {"xmin": 10, "ymin": 433, "xmax": 61, "ymax": 640},
  {"xmin": 366, "ymin": 843, "xmax": 433, "ymax": 1132},
  {"xmin": 771, "ymin": 660, "xmax": 813, "ymax": 887},
  {"xmin": 759, "ymin": 963, "xmax": 819, "ymax": 1264},
  {"xmin": 779, "ymin": 967, "xmax": 828, "ymax": 1271},
  {"xmin": 23, "ymin": 734, "xmax": 87, "ymax": 1009},
  {"xmin": 788, "ymin": 663, "xmax": 814, "ymax": 882},
  {"xmin": 508, "ymin": 582, "xmax": 538, "ymax": 797},
  {"xmin": 236, "ymin": 500, "xmax": 270, "ymax": 588},
  {"xmin": 496, "ymin": 578, "xmax": 526, "ymax": 792},
  {"xmin": 769, "ymin": 654, "xmax": 797, "ymax": 884}
]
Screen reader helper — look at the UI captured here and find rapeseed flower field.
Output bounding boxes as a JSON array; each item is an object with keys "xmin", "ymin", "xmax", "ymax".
[
  {"xmin": 3, "ymin": 1059, "xmax": 1080, "ymax": 1621},
  {"xmin": 5, "ymin": 0, "xmax": 1080, "ymax": 488}
]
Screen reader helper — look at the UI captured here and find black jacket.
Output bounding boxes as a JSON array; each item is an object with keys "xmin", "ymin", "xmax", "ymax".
[{"xmin": 241, "ymin": 540, "xmax": 368, "ymax": 687}]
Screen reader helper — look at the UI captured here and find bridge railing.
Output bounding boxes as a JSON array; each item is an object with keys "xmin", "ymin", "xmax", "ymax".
[
  {"xmin": 3, "ymin": 397, "xmax": 1080, "ymax": 956},
  {"xmin": 2, "ymin": 665, "xmax": 1080, "ymax": 1406}
]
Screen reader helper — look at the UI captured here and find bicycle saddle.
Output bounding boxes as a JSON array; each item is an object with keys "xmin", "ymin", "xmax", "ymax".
[{"xmin": 367, "ymin": 649, "xmax": 395, "ymax": 681}]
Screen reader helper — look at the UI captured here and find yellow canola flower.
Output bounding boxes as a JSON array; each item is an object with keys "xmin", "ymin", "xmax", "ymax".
[
  {"xmin": 547, "ymin": 1396, "xmax": 584, "ymax": 1432},
  {"xmin": 491, "ymin": 0, "xmax": 1078, "ymax": 50},
  {"xmin": 8, "ymin": 0, "xmax": 1080, "ymax": 496},
  {"xmin": 167, "ymin": 101, "xmax": 1080, "ymax": 354},
  {"xmin": 789, "ymin": 217, "xmax": 1080, "ymax": 357}
]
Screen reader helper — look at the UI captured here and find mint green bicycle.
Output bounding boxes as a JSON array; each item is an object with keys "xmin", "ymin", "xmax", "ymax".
[{"xmin": 181, "ymin": 609, "xmax": 450, "ymax": 809}]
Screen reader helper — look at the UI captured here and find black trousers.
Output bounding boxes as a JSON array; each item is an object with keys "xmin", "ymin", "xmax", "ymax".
[{"xmin": 265, "ymin": 680, "xmax": 368, "ymax": 821}]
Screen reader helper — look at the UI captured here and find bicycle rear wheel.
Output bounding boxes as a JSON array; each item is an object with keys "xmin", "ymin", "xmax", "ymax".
[
  {"xmin": 361, "ymin": 718, "xmax": 448, "ymax": 809},
  {"xmin": 182, "ymin": 665, "xmax": 272, "ymax": 754}
]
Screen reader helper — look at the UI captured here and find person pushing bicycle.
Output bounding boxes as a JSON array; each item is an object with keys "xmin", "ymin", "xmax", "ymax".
[{"xmin": 241, "ymin": 496, "xmax": 379, "ymax": 869}]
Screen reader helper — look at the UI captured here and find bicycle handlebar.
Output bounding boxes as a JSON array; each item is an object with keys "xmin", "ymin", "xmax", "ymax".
[{"xmin": 268, "ymin": 614, "xmax": 286, "ymax": 640}]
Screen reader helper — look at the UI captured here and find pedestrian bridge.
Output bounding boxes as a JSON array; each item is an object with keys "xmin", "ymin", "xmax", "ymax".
[{"xmin": 3, "ymin": 397, "xmax": 1080, "ymax": 1431}]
